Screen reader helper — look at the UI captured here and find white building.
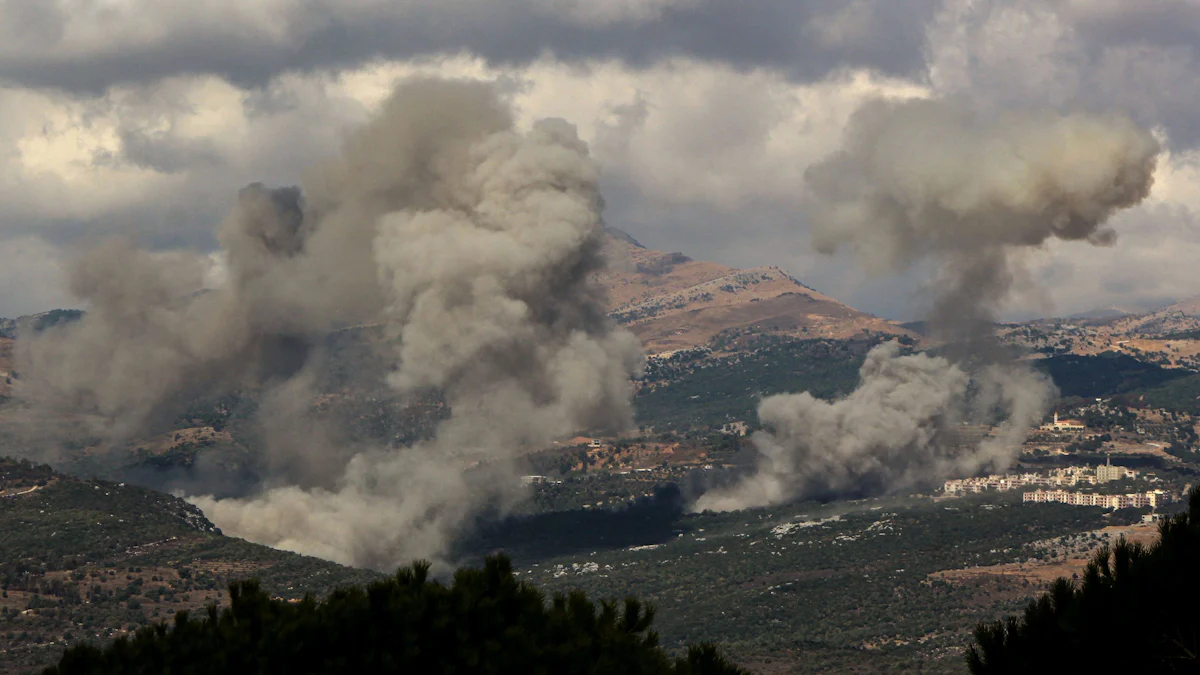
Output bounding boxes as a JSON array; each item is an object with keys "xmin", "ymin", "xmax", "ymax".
[
  {"xmin": 1039, "ymin": 412, "xmax": 1087, "ymax": 432},
  {"xmin": 1096, "ymin": 456, "xmax": 1134, "ymax": 483},
  {"xmin": 1023, "ymin": 489, "xmax": 1172, "ymax": 510}
]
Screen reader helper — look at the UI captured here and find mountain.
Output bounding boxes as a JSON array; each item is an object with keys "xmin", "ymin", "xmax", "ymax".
[
  {"xmin": 597, "ymin": 236, "xmax": 913, "ymax": 354},
  {"xmin": 1000, "ymin": 297, "xmax": 1200, "ymax": 373},
  {"xmin": 0, "ymin": 236, "xmax": 1184, "ymax": 675},
  {"xmin": 1157, "ymin": 296, "xmax": 1200, "ymax": 316},
  {"xmin": 0, "ymin": 311, "xmax": 86, "ymax": 402},
  {"xmin": 602, "ymin": 225, "xmax": 645, "ymax": 248},
  {"xmin": 1104, "ymin": 296, "xmax": 1200, "ymax": 337}
]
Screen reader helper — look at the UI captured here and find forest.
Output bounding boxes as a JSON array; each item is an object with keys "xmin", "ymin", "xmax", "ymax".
[{"xmin": 634, "ymin": 337, "xmax": 886, "ymax": 432}]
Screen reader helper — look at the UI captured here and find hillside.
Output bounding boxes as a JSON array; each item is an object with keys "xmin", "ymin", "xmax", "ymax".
[
  {"xmin": 1001, "ymin": 296, "xmax": 1200, "ymax": 371},
  {"xmin": 634, "ymin": 335, "xmax": 901, "ymax": 431},
  {"xmin": 491, "ymin": 488, "xmax": 1142, "ymax": 673},
  {"xmin": 597, "ymin": 237, "xmax": 913, "ymax": 354},
  {"xmin": 0, "ymin": 337, "xmax": 11, "ymax": 400},
  {"xmin": 3, "ymin": 454, "xmax": 1162, "ymax": 675},
  {"xmin": 0, "ymin": 457, "xmax": 381, "ymax": 673},
  {"xmin": 1105, "ymin": 296, "xmax": 1200, "ymax": 337}
]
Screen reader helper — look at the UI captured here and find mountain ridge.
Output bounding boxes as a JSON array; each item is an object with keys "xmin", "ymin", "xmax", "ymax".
[{"xmin": 597, "ymin": 236, "xmax": 913, "ymax": 353}]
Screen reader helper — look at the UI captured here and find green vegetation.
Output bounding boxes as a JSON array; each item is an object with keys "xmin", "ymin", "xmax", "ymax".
[
  {"xmin": 459, "ymin": 482, "xmax": 688, "ymax": 563},
  {"xmin": 968, "ymin": 487, "xmax": 1200, "ymax": 673},
  {"xmin": 504, "ymin": 491, "xmax": 1130, "ymax": 673},
  {"xmin": 45, "ymin": 556, "xmax": 746, "ymax": 675},
  {"xmin": 635, "ymin": 337, "xmax": 885, "ymax": 431},
  {"xmin": 7, "ymin": 450, "xmax": 1144, "ymax": 674},
  {"xmin": 1133, "ymin": 373, "xmax": 1200, "ymax": 414},
  {"xmin": 1033, "ymin": 353, "xmax": 1187, "ymax": 399},
  {"xmin": 0, "ymin": 457, "xmax": 380, "ymax": 673},
  {"xmin": 1155, "ymin": 329, "xmax": 1200, "ymax": 341}
]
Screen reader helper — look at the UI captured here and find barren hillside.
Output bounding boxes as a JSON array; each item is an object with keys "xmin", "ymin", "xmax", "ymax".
[
  {"xmin": 596, "ymin": 237, "xmax": 912, "ymax": 353},
  {"xmin": 1002, "ymin": 295, "xmax": 1200, "ymax": 370},
  {"xmin": 1106, "ymin": 296, "xmax": 1200, "ymax": 337}
]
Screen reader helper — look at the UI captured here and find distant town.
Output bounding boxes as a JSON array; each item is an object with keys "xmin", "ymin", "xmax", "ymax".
[{"xmin": 943, "ymin": 437, "xmax": 1182, "ymax": 514}]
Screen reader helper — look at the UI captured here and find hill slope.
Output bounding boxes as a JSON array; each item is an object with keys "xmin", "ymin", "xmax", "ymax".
[
  {"xmin": 0, "ymin": 457, "xmax": 381, "ymax": 673},
  {"xmin": 1105, "ymin": 296, "xmax": 1200, "ymax": 337},
  {"xmin": 597, "ymin": 238, "xmax": 913, "ymax": 354}
]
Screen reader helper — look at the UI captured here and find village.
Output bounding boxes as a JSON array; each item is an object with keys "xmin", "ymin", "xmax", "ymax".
[
  {"xmin": 514, "ymin": 396, "xmax": 1200, "ymax": 519},
  {"xmin": 937, "ymin": 400, "xmax": 1197, "ymax": 514}
]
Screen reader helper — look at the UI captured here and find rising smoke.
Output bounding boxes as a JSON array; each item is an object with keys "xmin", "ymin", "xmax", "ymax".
[
  {"xmin": 695, "ymin": 98, "xmax": 1159, "ymax": 512},
  {"xmin": 17, "ymin": 79, "xmax": 644, "ymax": 568}
]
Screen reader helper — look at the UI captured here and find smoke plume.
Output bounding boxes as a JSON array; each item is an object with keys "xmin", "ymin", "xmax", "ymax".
[
  {"xmin": 17, "ymin": 79, "xmax": 643, "ymax": 568},
  {"xmin": 695, "ymin": 98, "xmax": 1158, "ymax": 512}
]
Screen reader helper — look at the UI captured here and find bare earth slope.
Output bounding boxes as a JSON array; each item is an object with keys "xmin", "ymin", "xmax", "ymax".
[
  {"xmin": 595, "ymin": 236, "xmax": 912, "ymax": 353},
  {"xmin": 1106, "ymin": 295, "xmax": 1200, "ymax": 337},
  {"xmin": 1002, "ymin": 295, "xmax": 1200, "ymax": 369},
  {"xmin": 597, "ymin": 237, "xmax": 912, "ymax": 353}
]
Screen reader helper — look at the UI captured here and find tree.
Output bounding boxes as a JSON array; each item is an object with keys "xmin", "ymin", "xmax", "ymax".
[
  {"xmin": 967, "ymin": 487, "xmax": 1200, "ymax": 673},
  {"xmin": 45, "ymin": 555, "xmax": 748, "ymax": 675}
]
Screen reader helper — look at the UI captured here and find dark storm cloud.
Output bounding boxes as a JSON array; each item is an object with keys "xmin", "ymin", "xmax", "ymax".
[
  {"xmin": 1067, "ymin": 1, "xmax": 1200, "ymax": 148},
  {"xmin": 930, "ymin": 0, "xmax": 1200, "ymax": 149},
  {"xmin": 1070, "ymin": 1, "xmax": 1200, "ymax": 49},
  {"xmin": 0, "ymin": 0, "xmax": 939, "ymax": 93}
]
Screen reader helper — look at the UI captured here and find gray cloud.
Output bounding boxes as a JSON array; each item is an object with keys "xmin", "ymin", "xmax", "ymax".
[
  {"xmin": 3, "ymin": 0, "xmax": 1200, "ymax": 327},
  {"xmin": 1024, "ymin": 201, "xmax": 1200, "ymax": 314},
  {"xmin": 928, "ymin": 0, "xmax": 1200, "ymax": 149},
  {"xmin": 0, "ymin": 236, "xmax": 73, "ymax": 317},
  {"xmin": 0, "ymin": 0, "xmax": 938, "ymax": 93}
]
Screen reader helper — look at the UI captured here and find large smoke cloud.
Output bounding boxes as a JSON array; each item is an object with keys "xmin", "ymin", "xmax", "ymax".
[
  {"xmin": 696, "ymin": 98, "xmax": 1159, "ymax": 512},
  {"xmin": 808, "ymin": 100, "xmax": 1160, "ymax": 343},
  {"xmin": 17, "ymin": 79, "xmax": 643, "ymax": 568},
  {"xmin": 695, "ymin": 342, "xmax": 1054, "ymax": 511}
]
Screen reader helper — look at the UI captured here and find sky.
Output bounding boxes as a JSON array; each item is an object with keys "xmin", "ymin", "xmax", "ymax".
[{"xmin": 1, "ymin": 0, "xmax": 1199, "ymax": 321}]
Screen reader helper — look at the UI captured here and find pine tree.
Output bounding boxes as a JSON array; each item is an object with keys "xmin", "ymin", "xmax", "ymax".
[
  {"xmin": 967, "ymin": 487, "xmax": 1200, "ymax": 673},
  {"xmin": 45, "ymin": 555, "xmax": 749, "ymax": 675}
]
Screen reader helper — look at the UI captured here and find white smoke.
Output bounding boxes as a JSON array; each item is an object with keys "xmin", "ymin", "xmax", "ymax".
[
  {"xmin": 696, "ymin": 98, "xmax": 1159, "ymax": 512},
  {"xmin": 17, "ymin": 79, "xmax": 644, "ymax": 568}
]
